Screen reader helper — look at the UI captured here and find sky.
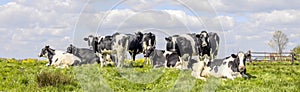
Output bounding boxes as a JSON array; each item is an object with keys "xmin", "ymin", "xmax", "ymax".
[{"xmin": 0, "ymin": 0, "xmax": 299, "ymax": 59}]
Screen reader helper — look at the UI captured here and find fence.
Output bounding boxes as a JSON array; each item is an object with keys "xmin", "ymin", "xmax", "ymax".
[{"xmin": 248, "ymin": 50, "xmax": 299, "ymax": 64}]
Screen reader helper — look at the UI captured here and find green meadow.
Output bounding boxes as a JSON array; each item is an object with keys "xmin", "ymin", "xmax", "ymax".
[{"xmin": 0, "ymin": 58, "xmax": 299, "ymax": 92}]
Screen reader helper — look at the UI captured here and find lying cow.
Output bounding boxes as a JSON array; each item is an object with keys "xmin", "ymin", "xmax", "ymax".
[
  {"xmin": 143, "ymin": 47, "xmax": 183, "ymax": 68},
  {"xmin": 38, "ymin": 45, "xmax": 81, "ymax": 68},
  {"xmin": 66, "ymin": 44, "xmax": 100, "ymax": 65},
  {"xmin": 191, "ymin": 51, "xmax": 250, "ymax": 80},
  {"xmin": 51, "ymin": 53, "xmax": 82, "ymax": 68}
]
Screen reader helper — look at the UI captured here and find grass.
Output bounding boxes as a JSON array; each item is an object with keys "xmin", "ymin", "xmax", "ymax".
[{"xmin": 0, "ymin": 58, "xmax": 299, "ymax": 91}]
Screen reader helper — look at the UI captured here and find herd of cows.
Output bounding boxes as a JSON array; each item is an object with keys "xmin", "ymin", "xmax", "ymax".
[{"xmin": 38, "ymin": 31, "xmax": 250, "ymax": 80}]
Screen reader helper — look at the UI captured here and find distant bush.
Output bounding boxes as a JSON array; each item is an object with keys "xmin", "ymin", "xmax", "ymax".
[
  {"xmin": 293, "ymin": 46, "xmax": 300, "ymax": 60},
  {"xmin": 36, "ymin": 70, "xmax": 75, "ymax": 87}
]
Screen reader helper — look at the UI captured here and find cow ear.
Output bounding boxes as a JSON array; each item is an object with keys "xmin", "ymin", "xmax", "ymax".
[
  {"xmin": 165, "ymin": 37, "xmax": 171, "ymax": 41},
  {"xmin": 84, "ymin": 38, "xmax": 89, "ymax": 41},
  {"xmin": 231, "ymin": 54, "xmax": 237, "ymax": 58},
  {"xmin": 196, "ymin": 34, "xmax": 201, "ymax": 38}
]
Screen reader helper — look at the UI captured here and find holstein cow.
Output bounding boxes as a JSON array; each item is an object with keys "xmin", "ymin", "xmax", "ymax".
[
  {"xmin": 84, "ymin": 35, "xmax": 114, "ymax": 67},
  {"xmin": 198, "ymin": 31, "xmax": 211, "ymax": 61},
  {"xmin": 84, "ymin": 32, "xmax": 155, "ymax": 67},
  {"xmin": 66, "ymin": 44, "xmax": 100, "ymax": 65},
  {"xmin": 165, "ymin": 32, "xmax": 205, "ymax": 69},
  {"xmin": 191, "ymin": 51, "xmax": 250, "ymax": 80},
  {"xmin": 51, "ymin": 53, "xmax": 82, "ymax": 68},
  {"xmin": 143, "ymin": 48, "xmax": 181, "ymax": 68},
  {"xmin": 142, "ymin": 32, "xmax": 156, "ymax": 64},
  {"xmin": 208, "ymin": 32, "xmax": 220, "ymax": 60},
  {"xmin": 111, "ymin": 32, "xmax": 144, "ymax": 67},
  {"xmin": 38, "ymin": 46, "xmax": 81, "ymax": 67}
]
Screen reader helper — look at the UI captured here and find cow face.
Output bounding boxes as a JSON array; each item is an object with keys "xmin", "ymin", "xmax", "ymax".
[
  {"xmin": 142, "ymin": 32, "xmax": 156, "ymax": 55},
  {"xmin": 66, "ymin": 44, "xmax": 76, "ymax": 54},
  {"xmin": 84, "ymin": 35, "xmax": 99, "ymax": 52},
  {"xmin": 165, "ymin": 36, "xmax": 176, "ymax": 52},
  {"xmin": 39, "ymin": 45, "xmax": 50, "ymax": 57},
  {"xmin": 234, "ymin": 51, "xmax": 250, "ymax": 72},
  {"xmin": 135, "ymin": 31, "xmax": 144, "ymax": 42},
  {"xmin": 199, "ymin": 31, "xmax": 209, "ymax": 47},
  {"xmin": 143, "ymin": 46, "xmax": 155, "ymax": 57}
]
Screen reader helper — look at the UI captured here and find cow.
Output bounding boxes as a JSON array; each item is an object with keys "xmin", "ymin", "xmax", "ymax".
[
  {"xmin": 208, "ymin": 32, "xmax": 220, "ymax": 60},
  {"xmin": 142, "ymin": 32, "xmax": 156, "ymax": 64},
  {"xmin": 198, "ymin": 31, "xmax": 211, "ymax": 61},
  {"xmin": 191, "ymin": 51, "xmax": 250, "ymax": 81},
  {"xmin": 143, "ymin": 48, "xmax": 181, "ymax": 68},
  {"xmin": 66, "ymin": 44, "xmax": 100, "ymax": 65},
  {"xmin": 84, "ymin": 32, "xmax": 155, "ymax": 67},
  {"xmin": 84, "ymin": 35, "xmax": 114, "ymax": 67},
  {"xmin": 165, "ymin": 32, "xmax": 206, "ymax": 69},
  {"xmin": 111, "ymin": 32, "xmax": 144, "ymax": 67},
  {"xmin": 38, "ymin": 45, "xmax": 81, "ymax": 67},
  {"xmin": 51, "ymin": 53, "xmax": 82, "ymax": 68}
]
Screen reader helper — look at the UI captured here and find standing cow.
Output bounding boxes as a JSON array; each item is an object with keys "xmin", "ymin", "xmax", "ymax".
[
  {"xmin": 84, "ymin": 32, "xmax": 155, "ymax": 67},
  {"xmin": 165, "ymin": 31, "xmax": 209, "ymax": 69},
  {"xmin": 208, "ymin": 32, "xmax": 220, "ymax": 60}
]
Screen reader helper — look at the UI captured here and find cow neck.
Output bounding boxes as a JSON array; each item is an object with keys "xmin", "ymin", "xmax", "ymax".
[{"xmin": 47, "ymin": 48, "xmax": 55, "ymax": 55}]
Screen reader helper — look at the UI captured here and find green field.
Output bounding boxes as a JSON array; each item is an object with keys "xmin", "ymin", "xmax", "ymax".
[{"xmin": 0, "ymin": 58, "xmax": 300, "ymax": 92}]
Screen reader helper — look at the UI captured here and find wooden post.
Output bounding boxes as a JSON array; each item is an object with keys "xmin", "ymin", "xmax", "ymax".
[
  {"xmin": 248, "ymin": 50, "xmax": 252, "ymax": 63},
  {"xmin": 291, "ymin": 51, "xmax": 295, "ymax": 65}
]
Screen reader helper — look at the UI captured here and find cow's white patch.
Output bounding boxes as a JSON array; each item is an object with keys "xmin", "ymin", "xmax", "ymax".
[
  {"xmin": 171, "ymin": 37, "xmax": 177, "ymax": 52},
  {"xmin": 238, "ymin": 52, "xmax": 245, "ymax": 69}
]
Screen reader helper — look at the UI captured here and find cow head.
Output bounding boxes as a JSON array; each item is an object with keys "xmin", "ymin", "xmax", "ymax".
[
  {"xmin": 135, "ymin": 31, "xmax": 144, "ymax": 42},
  {"xmin": 232, "ymin": 51, "xmax": 250, "ymax": 72},
  {"xmin": 142, "ymin": 32, "xmax": 156, "ymax": 56},
  {"xmin": 84, "ymin": 35, "xmax": 99, "ymax": 52},
  {"xmin": 39, "ymin": 45, "xmax": 55, "ymax": 57},
  {"xmin": 66, "ymin": 44, "xmax": 77, "ymax": 54},
  {"xmin": 199, "ymin": 31, "xmax": 209, "ymax": 47},
  {"xmin": 165, "ymin": 36, "xmax": 175, "ymax": 52}
]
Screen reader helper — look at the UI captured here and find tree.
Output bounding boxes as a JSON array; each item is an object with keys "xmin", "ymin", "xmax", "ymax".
[{"xmin": 268, "ymin": 30, "xmax": 289, "ymax": 55}]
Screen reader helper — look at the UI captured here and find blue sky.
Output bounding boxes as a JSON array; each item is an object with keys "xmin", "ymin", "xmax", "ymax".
[{"xmin": 0, "ymin": 0, "xmax": 299, "ymax": 59}]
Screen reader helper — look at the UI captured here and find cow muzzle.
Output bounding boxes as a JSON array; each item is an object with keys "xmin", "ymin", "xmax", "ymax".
[
  {"xmin": 239, "ymin": 66, "xmax": 245, "ymax": 72},
  {"xmin": 202, "ymin": 43, "xmax": 207, "ymax": 47}
]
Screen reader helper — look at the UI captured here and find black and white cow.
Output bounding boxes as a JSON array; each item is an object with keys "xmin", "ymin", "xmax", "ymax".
[
  {"xmin": 66, "ymin": 44, "xmax": 100, "ymax": 65},
  {"xmin": 191, "ymin": 51, "xmax": 250, "ymax": 80},
  {"xmin": 111, "ymin": 32, "xmax": 144, "ymax": 67},
  {"xmin": 198, "ymin": 31, "xmax": 211, "ymax": 59},
  {"xmin": 38, "ymin": 45, "xmax": 81, "ymax": 67},
  {"xmin": 84, "ymin": 35, "xmax": 114, "ymax": 67},
  {"xmin": 84, "ymin": 32, "xmax": 155, "ymax": 67},
  {"xmin": 165, "ymin": 32, "xmax": 206, "ymax": 69},
  {"xmin": 208, "ymin": 32, "xmax": 220, "ymax": 60},
  {"xmin": 143, "ymin": 48, "xmax": 180, "ymax": 68}
]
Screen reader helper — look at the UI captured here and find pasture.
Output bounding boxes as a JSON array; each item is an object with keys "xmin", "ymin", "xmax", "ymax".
[{"xmin": 0, "ymin": 58, "xmax": 300, "ymax": 91}]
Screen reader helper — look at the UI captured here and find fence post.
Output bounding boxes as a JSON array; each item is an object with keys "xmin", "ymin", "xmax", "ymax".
[
  {"xmin": 291, "ymin": 51, "xmax": 295, "ymax": 65},
  {"xmin": 248, "ymin": 50, "xmax": 252, "ymax": 63}
]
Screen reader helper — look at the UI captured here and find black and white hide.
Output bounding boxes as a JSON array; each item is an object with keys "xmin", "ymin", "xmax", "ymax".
[
  {"xmin": 191, "ymin": 51, "xmax": 250, "ymax": 80},
  {"xmin": 66, "ymin": 44, "xmax": 100, "ymax": 65},
  {"xmin": 38, "ymin": 45, "xmax": 81, "ymax": 68}
]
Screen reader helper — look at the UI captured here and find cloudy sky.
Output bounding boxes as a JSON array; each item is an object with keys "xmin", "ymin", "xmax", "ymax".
[{"xmin": 0, "ymin": 0, "xmax": 299, "ymax": 59}]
